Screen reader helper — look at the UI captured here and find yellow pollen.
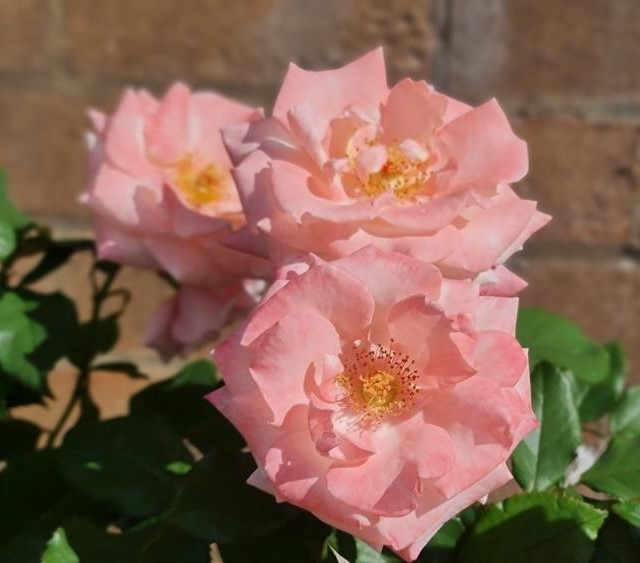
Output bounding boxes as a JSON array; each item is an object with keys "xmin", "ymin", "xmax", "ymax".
[
  {"xmin": 360, "ymin": 143, "xmax": 432, "ymax": 201},
  {"xmin": 335, "ymin": 342, "xmax": 420, "ymax": 426},
  {"xmin": 360, "ymin": 370, "xmax": 397, "ymax": 408},
  {"xmin": 173, "ymin": 155, "xmax": 227, "ymax": 207}
]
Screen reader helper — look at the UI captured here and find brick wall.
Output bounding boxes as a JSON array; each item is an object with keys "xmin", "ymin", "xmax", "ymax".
[{"xmin": 1, "ymin": 0, "xmax": 639, "ymax": 391}]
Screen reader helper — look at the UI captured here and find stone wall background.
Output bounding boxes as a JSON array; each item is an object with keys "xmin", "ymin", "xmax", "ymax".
[{"xmin": 1, "ymin": 0, "xmax": 639, "ymax": 400}]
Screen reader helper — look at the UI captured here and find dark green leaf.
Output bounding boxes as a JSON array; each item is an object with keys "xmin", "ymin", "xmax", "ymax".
[
  {"xmin": 582, "ymin": 436, "xmax": 640, "ymax": 501},
  {"xmin": 41, "ymin": 528, "xmax": 79, "ymax": 563},
  {"xmin": 511, "ymin": 364, "xmax": 581, "ymax": 490},
  {"xmin": 0, "ymin": 450, "xmax": 107, "ymax": 563},
  {"xmin": 610, "ymin": 387, "xmax": 640, "ymax": 437},
  {"xmin": 353, "ymin": 539, "xmax": 401, "ymax": 562},
  {"xmin": 59, "ymin": 517, "xmax": 210, "ymax": 563},
  {"xmin": 59, "ymin": 414, "xmax": 192, "ymax": 518},
  {"xmin": 457, "ymin": 492, "xmax": 607, "ymax": 563},
  {"xmin": 0, "ymin": 418, "xmax": 40, "ymax": 460},
  {"xmin": 418, "ymin": 517, "xmax": 466, "ymax": 562},
  {"xmin": 612, "ymin": 501, "xmax": 640, "ymax": 527},
  {"xmin": 130, "ymin": 361, "xmax": 237, "ymax": 453},
  {"xmin": 575, "ymin": 343, "xmax": 627, "ymax": 423},
  {"xmin": 0, "ymin": 170, "xmax": 29, "ymax": 230},
  {"xmin": 93, "ymin": 361, "xmax": 147, "ymax": 380},
  {"xmin": 0, "ymin": 221, "xmax": 16, "ymax": 260},
  {"xmin": 169, "ymin": 446, "xmax": 298, "ymax": 543},
  {"xmin": 24, "ymin": 291, "xmax": 79, "ymax": 375},
  {"xmin": 0, "ymin": 292, "xmax": 46, "ymax": 389},
  {"xmin": 220, "ymin": 512, "xmax": 329, "ymax": 563},
  {"xmin": 517, "ymin": 308, "xmax": 609, "ymax": 384},
  {"xmin": 590, "ymin": 514, "xmax": 640, "ymax": 563}
]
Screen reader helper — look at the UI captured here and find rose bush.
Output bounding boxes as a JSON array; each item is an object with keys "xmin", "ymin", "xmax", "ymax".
[{"xmin": 1, "ymin": 48, "xmax": 635, "ymax": 563}]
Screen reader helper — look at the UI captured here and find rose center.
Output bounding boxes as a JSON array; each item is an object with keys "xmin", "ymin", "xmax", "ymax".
[
  {"xmin": 336, "ymin": 342, "xmax": 419, "ymax": 425},
  {"xmin": 362, "ymin": 144, "xmax": 431, "ymax": 201},
  {"xmin": 360, "ymin": 370, "xmax": 397, "ymax": 407},
  {"xmin": 173, "ymin": 155, "xmax": 227, "ymax": 207}
]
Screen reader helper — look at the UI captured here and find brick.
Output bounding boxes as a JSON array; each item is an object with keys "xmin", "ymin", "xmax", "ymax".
[
  {"xmin": 0, "ymin": 0, "xmax": 51, "ymax": 71},
  {"xmin": 448, "ymin": 0, "xmax": 640, "ymax": 103},
  {"xmin": 514, "ymin": 257, "xmax": 640, "ymax": 383},
  {"xmin": 65, "ymin": 0, "xmax": 436, "ymax": 93},
  {"xmin": 0, "ymin": 89, "xmax": 111, "ymax": 219},
  {"xmin": 514, "ymin": 119, "xmax": 640, "ymax": 245}
]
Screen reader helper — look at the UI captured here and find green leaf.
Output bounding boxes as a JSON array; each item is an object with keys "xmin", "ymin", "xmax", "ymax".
[
  {"xmin": 57, "ymin": 517, "xmax": 210, "ymax": 563},
  {"xmin": 0, "ymin": 292, "xmax": 46, "ymax": 389},
  {"xmin": 0, "ymin": 221, "xmax": 16, "ymax": 260},
  {"xmin": 517, "ymin": 308, "xmax": 609, "ymax": 384},
  {"xmin": 0, "ymin": 418, "xmax": 40, "ymax": 460},
  {"xmin": 41, "ymin": 528, "xmax": 79, "ymax": 563},
  {"xmin": 511, "ymin": 364, "xmax": 581, "ymax": 491},
  {"xmin": 167, "ymin": 360, "xmax": 218, "ymax": 388},
  {"xmin": 590, "ymin": 514, "xmax": 640, "ymax": 563},
  {"xmin": 59, "ymin": 414, "xmax": 192, "ymax": 518},
  {"xmin": 353, "ymin": 538, "xmax": 401, "ymax": 562},
  {"xmin": 610, "ymin": 386, "xmax": 640, "ymax": 437},
  {"xmin": 457, "ymin": 492, "xmax": 607, "ymax": 563},
  {"xmin": 582, "ymin": 436, "xmax": 640, "ymax": 501},
  {"xmin": 169, "ymin": 446, "xmax": 298, "ymax": 543},
  {"xmin": 417, "ymin": 517, "xmax": 466, "ymax": 562},
  {"xmin": 166, "ymin": 461, "xmax": 192, "ymax": 475},
  {"xmin": 574, "ymin": 343, "xmax": 627, "ymax": 423},
  {"xmin": 0, "ymin": 450, "xmax": 108, "ymax": 563},
  {"xmin": 612, "ymin": 501, "xmax": 640, "ymax": 527},
  {"xmin": 130, "ymin": 361, "xmax": 238, "ymax": 453},
  {"xmin": 220, "ymin": 513, "xmax": 329, "ymax": 563},
  {"xmin": 24, "ymin": 291, "xmax": 80, "ymax": 376},
  {"xmin": 0, "ymin": 170, "xmax": 29, "ymax": 230},
  {"xmin": 92, "ymin": 361, "xmax": 147, "ymax": 380}
]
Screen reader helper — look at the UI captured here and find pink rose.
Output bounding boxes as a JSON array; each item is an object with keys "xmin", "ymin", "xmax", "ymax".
[
  {"xmin": 223, "ymin": 48, "xmax": 549, "ymax": 292},
  {"xmin": 144, "ymin": 281, "xmax": 262, "ymax": 361},
  {"xmin": 208, "ymin": 246, "xmax": 536, "ymax": 561},
  {"xmin": 83, "ymin": 82, "xmax": 269, "ymax": 356}
]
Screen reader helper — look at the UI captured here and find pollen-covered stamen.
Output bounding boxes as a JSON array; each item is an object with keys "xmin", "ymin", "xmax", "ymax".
[
  {"xmin": 346, "ymin": 139, "xmax": 434, "ymax": 201},
  {"xmin": 173, "ymin": 154, "xmax": 228, "ymax": 207},
  {"xmin": 335, "ymin": 341, "xmax": 420, "ymax": 426}
]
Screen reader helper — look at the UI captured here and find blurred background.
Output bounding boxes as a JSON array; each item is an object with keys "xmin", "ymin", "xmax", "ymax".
[{"xmin": 1, "ymin": 0, "xmax": 638, "ymax": 424}]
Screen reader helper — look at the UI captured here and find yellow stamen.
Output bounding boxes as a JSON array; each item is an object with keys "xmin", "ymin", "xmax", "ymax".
[
  {"xmin": 173, "ymin": 155, "xmax": 227, "ymax": 207},
  {"xmin": 362, "ymin": 144, "xmax": 431, "ymax": 201},
  {"xmin": 336, "ymin": 342, "xmax": 419, "ymax": 426}
]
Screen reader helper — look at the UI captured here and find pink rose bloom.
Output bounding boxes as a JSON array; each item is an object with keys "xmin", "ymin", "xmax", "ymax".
[
  {"xmin": 83, "ymin": 82, "xmax": 268, "ymax": 357},
  {"xmin": 208, "ymin": 246, "xmax": 537, "ymax": 561},
  {"xmin": 223, "ymin": 48, "xmax": 549, "ymax": 293},
  {"xmin": 144, "ymin": 281, "xmax": 262, "ymax": 361}
]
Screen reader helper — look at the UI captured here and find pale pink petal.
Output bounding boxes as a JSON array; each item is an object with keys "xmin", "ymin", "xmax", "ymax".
[
  {"xmin": 145, "ymin": 82, "xmax": 190, "ymax": 165},
  {"xmin": 380, "ymin": 79, "xmax": 445, "ymax": 142},
  {"xmin": 436, "ymin": 99, "xmax": 528, "ymax": 191},
  {"xmin": 273, "ymin": 48, "xmax": 388, "ymax": 125}
]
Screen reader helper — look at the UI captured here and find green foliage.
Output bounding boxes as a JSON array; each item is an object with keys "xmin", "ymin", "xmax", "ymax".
[
  {"xmin": 581, "ymin": 437, "xmax": 640, "ymax": 501},
  {"xmin": 610, "ymin": 386, "xmax": 640, "ymax": 437},
  {"xmin": 168, "ymin": 446, "xmax": 298, "ymax": 542},
  {"xmin": 457, "ymin": 492, "xmax": 607, "ymax": 563},
  {"xmin": 41, "ymin": 528, "xmax": 79, "ymax": 563},
  {"xmin": 511, "ymin": 364, "xmax": 581, "ymax": 491},
  {"xmin": 517, "ymin": 308, "xmax": 610, "ymax": 384}
]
